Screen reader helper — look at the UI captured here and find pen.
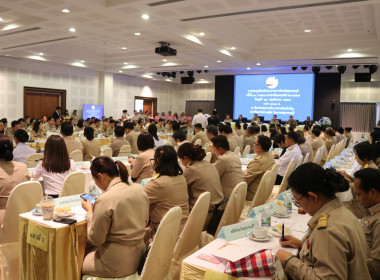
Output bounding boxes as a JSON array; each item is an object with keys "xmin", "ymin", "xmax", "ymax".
[{"xmin": 281, "ymin": 223, "xmax": 285, "ymax": 242}]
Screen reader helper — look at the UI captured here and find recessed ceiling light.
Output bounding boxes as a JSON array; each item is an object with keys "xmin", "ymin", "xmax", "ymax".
[
  {"xmin": 71, "ymin": 62, "xmax": 85, "ymax": 67},
  {"xmin": 165, "ymin": 79, "xmax": 172, "ymax": 82},
  {"xmin": 201, "ymin": 79, "xmax": 204, "ymax": 80},
  {"xmin": 204, "ymin": 65, "xmax": 208, "ymax": 68},
  {"xmin": 69, "ymin": 27, "xmax": 76, "ymax": 32},
  {"xmin": 5, "ymin": 54, "xmax": 9, "ymax": 57},
  {"xmin": 304, "ymin": 29, "xmax": 311, "ymax": 33},
  {"xmin": 62, "ymin": 9, "xmax": 70, "ymax": 13},
  {"xmin": 162, "ymin": 59, "xmax": 167, "ymax": 62},
  {"xmin": 347, "ymin": 48, "xmax": 353, "ymax": 52},
  {"xmin": 119, "ymin": 70, "xmax": 123, "ymax": 73},
  {"xmin": 134, "ymin": 32, "xmax": 141, "ymax": 36},
  {"xmin": 217, "ymin": 60, "xmax": 222, "ymax": 63},
  {"xmin": 230, "ymin": 47, "xmax": 236, "ymax": 50},
  {"xmin": 80, "ymin": 60, "xmax": 85, "ymax": 63},
  {"xmin": 0, "ymin": 17, "xmax": 3, "ymax": 22},
  {"xmin": 123, "ymin": 62, "xmax": 128, "ymax": 65},
  {"xmin": 121, "ymin": 47, "xmax": 127, "ymax": 50},
  {"xmin": 199, "ymin": 32, "xmax": 205, "ymax": 36},
  {"xmin": 247, "ymin": 67, "xmax": 251, "ymax": 70},
  {"xmin": 141, "ymin": 14, "xmax": 149, "ymax": 20},
  {"xmin": 39, "ymin": 52, "xmax": 44, "ymax": 55},
  {"xmin": 256, "ymin": 63, "xmax": 261, "ymax": 66}
]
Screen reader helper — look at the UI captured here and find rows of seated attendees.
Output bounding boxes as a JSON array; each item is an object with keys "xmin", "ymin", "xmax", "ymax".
[{"xmin": 1, "ymin": 106, "xmax": 380, "ymax": 279}]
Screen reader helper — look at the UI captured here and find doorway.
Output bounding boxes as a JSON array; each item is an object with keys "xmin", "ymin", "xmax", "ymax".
[
  {"xmin": 24, "ymin": 87, "xmax": 66, "ymax": 118},
  {"xmin": 134, "ymin": 96, "xmax": 157, "ymax": 115}
]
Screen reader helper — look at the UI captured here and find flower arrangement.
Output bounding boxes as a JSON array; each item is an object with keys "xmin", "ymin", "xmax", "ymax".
[{"xmin": 317, "ymin": 117, "xmax": 331, "ymax": 127}]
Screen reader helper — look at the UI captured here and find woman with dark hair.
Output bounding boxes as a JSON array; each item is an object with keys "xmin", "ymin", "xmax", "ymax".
[
  {"xmin": 62, "ymin": 109, "xmax": 70, "ymax": 120},
  {"xmin": 296, "ymin": 130, "xmax": 313, "ymax": 161},
  {"xmin": 82, "ymin": 127, "xmax": 101, "ymax": 161},
  {"xmin": 32, "ymin": 135, "xmax": 76, "ymax": 197},
  {"xmin": 74, "ymin": 119, "xmax": 85, "ymax": 132},
  {"xmin": 0, "ymin": 121, "xmax": 4, "ymax": 135},
  {"xmin": 71, "ymin": 109, "xmax": 79, "ymax": 124},
  {"xmin": 261, "ymin": 124, "xmax": 269, "ymax": 137},
  {"xmin": 276, "ymin": 163, "xmax": 370, "ymax": 279},
  {"xmin": 13, "ymin": 129, "xmax": 36, "ymax": 163},
  {"xmin": 177, "ymin": 143, "xmax": 223, "ymax": 225},
  {"xmin": 280, "ymin": 126, "xmax": 287, "ymax": 135},
  {"xmin": 147, "ymin": 124, "xmax": 162, "ymax": 148},
  {"xmin": 324, "ymin": 128, "xmax": 337, "ymax": 153},
  {"xmin": 30, "ymin": 120, "xmax": 46, "ymax": 139},
  {"xmin": 371, "ymin": 129, "xmax": 380, "ymax": 166},
  {"xmin": 344, "ymin": 127, "xmax": 353, "ymax": 147},
  {"xmin": 128, "ymin": 133, "xmax": 155, "ymax": 183},
  {"xmin": 81, "ymin": 156, "xmax": 149, "ymax": 278},
  {"xmin": 26, "ymin": 118, "xmax": 35, "ymax": 133},
  {"xmin": 144, "ymin": 145, "xmax": 189, "ymax": 232},
  {"xmin": 0, "ymin": 135, "xmax": 30, "ymax": 223}
]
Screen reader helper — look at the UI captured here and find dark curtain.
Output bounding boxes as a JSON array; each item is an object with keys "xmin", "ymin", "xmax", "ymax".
[
  {"xmin": 185, "ymin": 100, "xmax": 215, "ymax": 117},
  {"xmin": 341, "ymin": 102, "xmax": 376, "ymax": 132}
]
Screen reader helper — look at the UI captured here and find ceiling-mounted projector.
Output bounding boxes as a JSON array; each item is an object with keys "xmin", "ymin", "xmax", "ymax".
[{"xmin": 155, "ymin": 41, "xmax": 177, "ymax": 56}]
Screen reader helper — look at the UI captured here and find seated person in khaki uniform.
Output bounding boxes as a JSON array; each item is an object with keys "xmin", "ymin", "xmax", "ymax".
[
  {"xmin": 205, "ymin": 125, "xmax": 218, "ymax": 163},
  {"xmin": 269, "ymin": 115, "xmax": 279, "ymax": 125},
  {"xmin": 110, "ymin": 126, "xmax": 130, "ymax": 156},
  {"xmin": 61, "ymin": 121, "xmax": 83, "ymax": 155},
  {"xmin": 353, "ymin": 168, "xmax": 380, "ymax": 279},
  {"xmin": 5, "ymin": 120, "xmax": 20, "ymax": 140},
  {"xmin": 82, "ymin": 127, "xmax": 101, "ymax": 161},
  {"xmin": 286, "ymin": 116, "xmax": 298, "ymax": 126},
  {"xmin": 243, "ymin": 136, "xmax": 275, "ymax": 201},
  {"xmin": 251, "ymin": 113, "xmax": 261, "ymax": 125},
  {"xmin": 243, "ymin": 126, "xmax": 258, "ymax": 154},
  {"xmin": 218, "ymin": 124, "xmax": 239, "ymax": 152},
  {"xmin": 156, "ymin": 119, "xmax": 165, "ymax": 133},
  {"xmin": 191, "ymin": 123, "xmax": 209, "ymax": 147},
  {"xmin": 30, "ymin": 120, "xmax": 47, "ymax": 140},
  {"xmin": 276, "ymin": 163, "xmax": 371, "ymax": 280},
  {"xmin": 44, "ymin": 117, "xmax": 57, "ymax": 133},
  {"xmin": 173, "ymin": 130, "xmax": 189, "ymax": 152}
]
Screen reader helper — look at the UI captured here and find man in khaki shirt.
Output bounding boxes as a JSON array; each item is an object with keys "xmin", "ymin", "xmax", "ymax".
[
  {"xmin": 243, "ymin": 135, "xmax": 275, "ymax": 201},
  {"xmin": 173, "ymin": 130, "xmax": 189, "ymax": 152},
  {"xmin": 310, "ymin": 128, "xmax": 327, "ymax": 162},
  {"xmin": 5, "ymin": 121, "xmax": 20, "ymax": 140},
  {"xmin": 124, "ymin": 122, "xmax": 140, "ymax": 154},
  {"xmin": 61, "ymin": 121, "xmax": 83, "ymax": 155},
  {"xmin": 243, "ymin": 126, "xmax": 258, "ymax": 154},
  {"xmin": 205, "ymin": 125, "xmax": 218, "ymax": 163},
  {"xmin": 218, "ymin": 124, "xmax": 239, "ymax": 152},
  {"xmin": 191, "ymin": 123, "xmax": 209, "ymax": 147},
  {"xmin": 44, "ymin": 117, "xmax": 57, "ymax": 133},
  {"xmin": 211, "ymin": 135, "xmax": 243, "ymax": 198},
  {"xmin": 156, "ymin": 119, "xmax": 165, "ymax": 133},
  {"xmin": 353, "ymin": 168, "xmax": 380, "ymax": 279},
  {"xmin": 110, "ymin": 126, "xmax": 130, "ymax": 156},
  {"xmin": 251, "ymin": 113, "xmax": 261, "ymax": 125}
]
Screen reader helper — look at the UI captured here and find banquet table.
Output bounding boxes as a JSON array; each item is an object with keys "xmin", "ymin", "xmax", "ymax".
[{"xmin": 180, "ymin": 195, "xmax": 311, "ymax": 280}]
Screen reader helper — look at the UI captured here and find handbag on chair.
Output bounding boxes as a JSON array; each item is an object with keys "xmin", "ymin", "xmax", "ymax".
[{"xmin": 206, "ymin": 197, "xmax": 229, "ymax": 236}]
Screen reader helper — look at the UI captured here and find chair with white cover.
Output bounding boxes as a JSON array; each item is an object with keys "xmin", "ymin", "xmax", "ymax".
[
  {"xmin": 102, "ymin": 147, "xmax": 112, "ymax": 157},
  {"xmin": 59, "ymin": 171, "xmax": 85, "ymax": 197},
  {"xmin": 249, "ymin": 171, "xmax": 274, "ymax": 210},
  {"xmin": 70, "ymin": 149, "xmax": 84, "ymax": 162},
  {"xmin": 118, "ymin": 145, "xmax": 132, "ymax": 157},
  {"xmin": 194, "ymin": 139, "xmax": 202, "ymax": 146},
  {"xmin": 82, "ymin": 206, "xmax": 182, "ymax": 280},
  {"xmin": 25, "ymin": 153, "xmax": 43, "ymax": 168},
  {"xmin": 171, "ymin": 193, "xmax": 210, "ymax": 280},
  {"xmin": 269, "ymin": 158, "xmax": 295, "ymax": 201},
  {"xmin": 303, "ymin": 153, "xmax": 310, "ymax": 164},
  {"xmin": 241, "ymin": 145, "xmax": 251, "ymax": 158},
  {"xmin": 204, "ymin": 152, "xmax": 212, "ymax": 163},
  {"xmin": 294, "ymin": 156, "xmax": 304, "ymax": 171},
  {"xmin": 214, "ymin": 182, "xmax": 247, "ymax": 237},
  {"xmin": 269, "ymin": 164, "xmax": 279, "ymax": 193},
  {"xmin": 313, "ymin": 147, "xmax": 323, "ymax": 165},
  {"xmin": 326, "ymin": 145, "xmax": 336, "ymax": 162},
  {"xmin": 233, "ymin": 147, "xmax": 240, "ymax": 156}
]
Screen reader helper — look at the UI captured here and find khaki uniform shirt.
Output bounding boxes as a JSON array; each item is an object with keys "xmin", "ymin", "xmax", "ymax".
[
  {"xmin": 286, "ymin": 120, "xmax": 298, "ymax": 126},
  {"xmin": 325, "ymin": 137, "xmax": 336, "ymax": 153},
  {"xmin": 175, "ymin": 140, "xmax": 190, "ymax": 152},
  {"xmin": 5, "ymin": 129, "xmax": 15, "ymax": 139},
  {"xmin": 243, "ymin": 152, "xmax": 275, "ymax": 201},
  {"xmin": 86, "ymin": 178, "xmax": 149, "ymax": 274},
  {"xmin": 144, "ymin": 175, "xmax": 189, "ymax": 231},
  {"xmin": 44, "ymin": 124, "xmax": 57, "ymax": 133},
  {"xmin": 63, "ymin": 135, "xmax": 83, "ymax": 155},
  {"xmin": 311, "ymin": 136, "xmax": 327, "ymax": 162},
  {"xmin": 269, "ymin": 119, "xmax": 279, "ymax": 125},
  {"xmin": 30, "ymin": 130, "xmax": 46, "ymax": 139},
  {"xmin": 82, "ymin": 139, "xmax": 101, "ymax": 161},
  {"xmin": 191, "ymin": 131, "xmax": 209, "ymax": 147},
  {"xmin": 243, "ymin": 135, "xmax": 257, "ymax": 154},
  {"xmin": 299, "ymin": 142, "xmax": 313, "ymax": 162},
  {"xmin": 227, "ymin": 135, "xmax": 239, "ymax": 152},
  {"xmin": 361, "ymin": 202, "xmax": 380, "ymax": 279},
  {"xmin": 286, "ymin": 198, "xmax": 371, "ymax": 280},
  {"xmin": 74, "ymin": 126, "xmax": 84, "ymax": 133},
  {"xmin": 110, "ymin": 137, "xmax": 130, "ymax": 157},
  {"xmin": 183, "ymin": 160, "xmax": 224, "ymax": 211},
  {"xmin": 130, "ymin": 149, "xmax": 155, "ymax": 183},
  {"xmin": 156, "ymin": 123, "xmax": 165, "ymax": 133},
  {"xmin": 214, "ymin": 150, "xmax": 243, "ymax": 198},
  {"xmin": 252, "ymin": 117, "xmax": 261, "ymax": 124},
  {"xmin": 205, "ymin": 145, "xmax": 218, "ymax": 164},
  {"xmin": 102, "ymin": 127, "xmax": 112, "ymax": 137},
  {"xmin": 125, "ymin": 131, "xmax": 140, "ymax": 154}
]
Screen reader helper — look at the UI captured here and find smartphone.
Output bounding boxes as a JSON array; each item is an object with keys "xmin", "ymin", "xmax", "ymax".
[
  {"xmin": 53, "ymin": 218, "xmax": 77, "ymax": 225},
  {"xmin": 80, "ymin": 193, "xmax": 96, "ymax": 204}
]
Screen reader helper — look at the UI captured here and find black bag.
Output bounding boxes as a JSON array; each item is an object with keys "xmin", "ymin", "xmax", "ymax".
[{"xmin": 206, "ymin": 197, "xmax": 229, "ymax": 236}]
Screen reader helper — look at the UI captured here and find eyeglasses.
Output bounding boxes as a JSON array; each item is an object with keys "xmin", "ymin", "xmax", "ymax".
[{"xmin": 293, "ymin": 195, "xmax": 304, "ymax": 208}]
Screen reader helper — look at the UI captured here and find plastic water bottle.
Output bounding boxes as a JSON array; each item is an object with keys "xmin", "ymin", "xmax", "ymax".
[
  {"xmin": 285, "ymin": 193, "xmax": 293, "ymax": 213},
  {"xmin": 261, "ymin": 206, "xmax": 271, "ymax": 227}
]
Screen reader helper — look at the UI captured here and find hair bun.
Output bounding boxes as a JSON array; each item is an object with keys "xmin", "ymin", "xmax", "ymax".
[
  {"xmin": 325, "ymin": 168, "xmax": 349, "ymax": 193},
  {"xmin": 4, "ymin": 150, "xmax": 13, "ymax": 161}
]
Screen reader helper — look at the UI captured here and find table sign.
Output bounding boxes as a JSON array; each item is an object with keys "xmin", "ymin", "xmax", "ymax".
[
  {"xmin": 54, "ymin": 195, "xmax": 82, "ymax": 208},
  {"xmin": 205, "ymin": 269, "xmax": 240, "ymax": 280},
  {"xmin": 220, "ymin": 219, "xmax": 259, "ymax": 241},
  {"xmin": 249, "ymin": 201, "xmax": 276, "ymax": 218},
  {"xmin": 26, "ymin": 222, "xmax": 49, "ymax": 252}
]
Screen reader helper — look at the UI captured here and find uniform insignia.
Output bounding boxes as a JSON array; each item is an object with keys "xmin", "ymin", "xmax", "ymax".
[
  {"xmin": 288, "ymin": 146, "xmax": 294, "ymax": 150},
  {"xmin": 152, "ymin": 173, "xmax": 160, "ymax": 180},
  {"xmin": 364, "ymin": 220, "xmax": 371, "ymax": 228},
  {"xmin": 255, "ymin": 155, "xmax": 262, "ymax": 160},
  {"xmin": 364, "ymin": 164, "xmax": 369, "ymax": 168},
  {"xmin": 317, "ymin": 213, "xmax": 328, "ymax": 229}
]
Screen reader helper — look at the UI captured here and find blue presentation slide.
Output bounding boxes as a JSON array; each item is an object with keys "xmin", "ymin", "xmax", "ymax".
[
  {"xmin": 83, "ymin": 104, "xmax": 104, "ymax": 119},
  {"xmin": 234, "ymin": 74, "xmax": 314, "ymax": 122}
]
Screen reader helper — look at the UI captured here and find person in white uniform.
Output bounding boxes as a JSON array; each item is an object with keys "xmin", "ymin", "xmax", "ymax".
[{"xmin": 191, "ymin": 109, "xmax": 208, "ymax": 129}]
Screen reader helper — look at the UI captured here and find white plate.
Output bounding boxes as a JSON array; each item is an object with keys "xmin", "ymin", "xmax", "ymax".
[
  {"xmin": 247, "ymin": 231, "xmax": 272, "ymax": 242},
  {"xmin": 31, "ymin": 209, "xmax": 43, "ymax": 216},
  {"xmin": 272, "ymin": 212, "xmax": 292, "ymax": 218},
  {"xmin": 268, "ymin": 227, "xmax": 292, "ymax": 237},
  {"xmin": 55, "ymin": 211, "xmax": 74, "ymax": 218}
]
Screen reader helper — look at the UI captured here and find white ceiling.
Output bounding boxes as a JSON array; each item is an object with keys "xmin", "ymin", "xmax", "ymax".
[{"xmin": 1, "ymin": 0, "xmax": 380, "ymax": 83}]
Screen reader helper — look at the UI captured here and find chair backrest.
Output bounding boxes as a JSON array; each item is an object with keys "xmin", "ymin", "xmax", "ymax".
[
  {"xmin": 277, "ymin": 158, "xmax": 295, "ymax": 195},
  {"xmin": 0, "ymin": 181, "xmax": 43, "ymax": 244},
  {"xmin": 313, "ymin": 147, "xmax": 323, "ymax": 165},
  {"xmin": 204, "ymin": 152, "xmax": 212, "ymax": 163},
  {"xmin": 326, "ymin": 144, "xmax": 336, "ymax": 162},
  {"xmin": 214, "ymin": 182, "xmax": 247, "ymax": 237},
  {"xmin": 348, "ymin": 136, "xmax": 354, "ymax": 147},
  {"xmin": 241, "ymin": 145, "xmax": 251, "ymax": 158},
  {"xmin": 102, "ymin": 147, "xmax": 112, "ymax": 157},
  {"xmin": 69, "ymin": 149, "xmax": 83, "ymax": 162},
  {"xmin": 171, "ymin": 192, "xmax": 210, "ymax": 279},
  {"xmin": 141, "ymin": 206, "xmax": 182, "ymax": 280},
  {"xmin": 233, "ymin": 147, "xmax": 240, "ymax": 155},
  {"xmin": 25, "ymin": 153, "xmax": 43, "ymax": 168},
  {"xmin": 250, "ymin": 171, "xmax": 274, "ymax": 209},
  {"xmin": 303, "ymin": 153, "xmax": 310, "ymax": 164},
  {"xmin": 59, "ymin": 171, "xmax": 85, "ymax": 197},
  {"xmin": 194, "ymin": 139, "xmax": 202, "ymax": 146},
  {"xmin": 269, "ymin": 163, "xmax": 279, "ymax": 188},
  {"xmin": 294, "ymin": 156, "xmax": 304, "ymax": 171},
  {"xmin": 118, "ymin": 145, "xmax": 132, "ymax": 156}
]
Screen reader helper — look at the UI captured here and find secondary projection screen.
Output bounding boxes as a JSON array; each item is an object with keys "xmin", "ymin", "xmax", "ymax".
[
  {"xmin": 234, "ymin": 74, "xmax": 315, "ymax": 121},
  {"xmin": 82, "ymin": 104, "xmax": 104, "ymax": 119}
]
